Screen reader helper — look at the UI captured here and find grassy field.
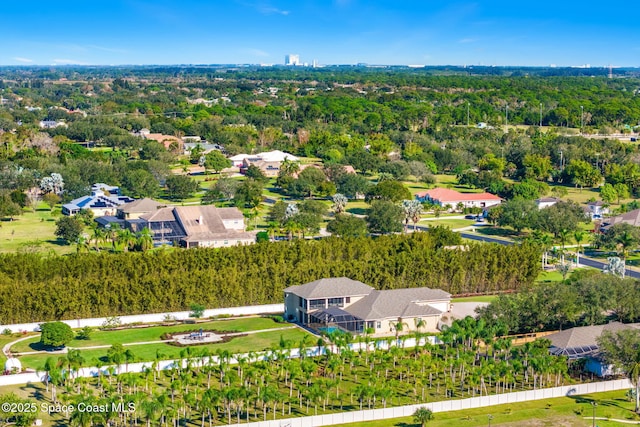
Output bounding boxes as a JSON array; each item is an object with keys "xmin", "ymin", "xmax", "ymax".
[
  {"xmin": 9, "ymin": 317, "xmax": 314, "ymax": 369},
  {"xmin": 0, "ymin": 334, "xmax": 29, "ymax": 366},
  {"xmin": 0, "ymin": 206, "xmax": 75, "ymax": 255},
  {"xmin": 334, "ymin": 390, "xmax": 640, "ymax": 427},
  {"xmin": 16, "ymin": 328, "xmax": 311, "ymax": 369},
  {"xmin": 421, "ymin": 218, "xmax": 476, "ymax": 229},
  {"xmin": 10, "ymin": 317, "xmax": 286, "ymax": 353}
]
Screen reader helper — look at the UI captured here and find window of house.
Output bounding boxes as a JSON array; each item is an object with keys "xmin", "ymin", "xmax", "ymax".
[
  {"xmin": 345, "ymin": 297, "xmax": 351, "ymax": 303},
  {"xmin": 376, "ymin": 321, "xmax": 381, "ymax": 329},
  {"xmin": 309, "ymin": 299, "xmax": 325, "ymax": 309},
  {"xmin": 328, "ymin": 297, "xmax": 344, "ymax": 307}
]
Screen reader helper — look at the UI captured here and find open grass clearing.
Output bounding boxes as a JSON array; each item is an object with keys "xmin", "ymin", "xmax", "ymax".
[
  {"xmin": 333, "ymin": 390, "xmax": 639, "ymax": 427},
  {"xmin": 10, "ymin": 317, "xmax": 288, "ymax": 354},
  {"xmin": 0, "ymin": 207, "xmax": 75, "ymax": 255},
  {"xmin": 421, "ymin": 218, "xmax": 476, "ymax": 229}
]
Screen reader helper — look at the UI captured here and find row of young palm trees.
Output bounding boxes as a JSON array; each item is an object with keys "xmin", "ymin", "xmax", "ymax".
[
  {"xmin": 32, "ymin": 317, "xmax": 573, "ymax": 427},
  {"xmin": 76, "ymin": 224, "xmax": 154, "ymax": 254}
]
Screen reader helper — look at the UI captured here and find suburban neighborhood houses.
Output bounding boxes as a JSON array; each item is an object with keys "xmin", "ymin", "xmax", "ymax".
[{"xmin": 3, "ymin": 57, "xmax": 640, "ymax": 426}]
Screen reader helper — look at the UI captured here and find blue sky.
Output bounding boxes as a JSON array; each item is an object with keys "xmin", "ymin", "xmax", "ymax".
[{"xmin": 1, "ymin": 0, "xmax": 637, "ymax": 67}]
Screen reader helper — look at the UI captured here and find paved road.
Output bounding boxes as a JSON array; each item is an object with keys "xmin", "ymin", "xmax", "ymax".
[{"xmin": 417, "ymin": 225, "xmax": 640, "ymax": 279}]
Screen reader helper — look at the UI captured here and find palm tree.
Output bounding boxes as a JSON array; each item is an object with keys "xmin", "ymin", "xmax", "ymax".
[
  {"xmin": 91, "ymin": 226, "xmax": 106, "ymax": 252},
  {"xmin": 628, "ymin": 350, "xmax": 640, "ymax": 414},
  {"xmin": 136, "ymin": 227, "xmax": 154, "ymax": 251},
  {"xmin": 573, "ymin": 230, "xmax": 586, "ymax": 266},
  {"xmin": 616, "ymin": 230, "xmax": 637, "ymax": 263},
  {"xmin": 413, "ymin": 406, "xmax": 434, "ymax": 426},
  {"xmin": 141, "ymin": 396, "xmax": 162, "ymax": 427},
  {"xmin": 76, "ymin": 235, "xmax": 90, "ymax": 254},
  {"xmin": 432, "ymin": 204, "xmax": 443, "ymax": 219},
  {"xmin": 280, "ymin": 159, "xmax": 300, "ymax": 177},
  {"xmin": 115, "ymin": 228, "xmax": 136, "ymax": 252},
  {"xmin": 332, "ymin": 193, "xmax": 348, "ymax": 215},
  {"xmin": 411, "ymin": 202, "xmax": 424, "ymax": 230},
  {"xmin": 558, "ymin": 228, "xmax": 571, "ymax": 265},
  {"xmin": 393, "ymin": 319, "xmax": 407, "ymax": 343},
  {"xmin": 266, "ymin": 222, "xmax": 279, "ymax": 242},
  {"xmin": 402, "ymin": 199, "xmax": 423, "ymax": 232},
  {"xmin": 124, "ymin": 348, "xmax": 136, "ymax": 373},
  {"xmin": 106, "ymin": 223, "xmax": 121, "ymax": 251}
]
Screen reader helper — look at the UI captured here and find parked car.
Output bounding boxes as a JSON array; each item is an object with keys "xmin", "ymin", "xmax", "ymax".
[{"xmin": 464, "ymin": 214, "xmax": 476, "ymax": 219}]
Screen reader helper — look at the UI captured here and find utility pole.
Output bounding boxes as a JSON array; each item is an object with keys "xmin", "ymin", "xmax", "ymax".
[
  {"xmin": 591, "ymin": 402, "xmax": 597, "ymax": 427},
  {"xmin": 559, "ymin": 150, "xmax": 564, "ymax": 171},
  {"xmin": 488, "ymin": 414, "xmax": 493, "ymax": 427},
  {"xmin": 580, "ymin": 105, "xmax": 584, "ymax": 134}
]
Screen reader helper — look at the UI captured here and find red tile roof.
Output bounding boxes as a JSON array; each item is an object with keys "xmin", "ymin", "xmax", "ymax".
[{"xmin": 416, "ymin": 188, "xmax": 501, "ymax": 202}]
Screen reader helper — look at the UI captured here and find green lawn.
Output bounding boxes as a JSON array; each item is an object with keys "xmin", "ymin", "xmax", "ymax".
[
  {"xmin": 10, "ymin": 317, "xmax": 288, "ymax": 353},
  {"xmin": 345, "ymin": 200, "xmax": 369, "ymax": 216},
  {"xmin": 0, "ymin": 334, "xmax": 32, "ymax": 366},
  {"xmin": 536, "ymin": 267, "xmax": 590, "ymax": 283},
  {"xmin": 422, "ymin": 218, "xmax": 476, "ymax": 229},
  {"xmin": 0, "ymin": 206, "xmax": 75, "ymax": 255},
  {"xmin": 334, "ymin": 390, "xmax": 640, "ymax": 427},
  {"xmin": 16, "ymin": 327, "xmax": 312, "ymax": 369}
]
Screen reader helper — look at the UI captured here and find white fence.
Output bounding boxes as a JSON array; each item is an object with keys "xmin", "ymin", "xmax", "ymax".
[
  {"xmin": 0, "ymin": 303, "xmax": 284, "ymax": 333},
  {"xmin": 237, "ymin": 379, "xmax": 633, "ymax": 427},
  {"xmin": 0, "ymin": 336, "xmax": 436, "ymax": 387}
]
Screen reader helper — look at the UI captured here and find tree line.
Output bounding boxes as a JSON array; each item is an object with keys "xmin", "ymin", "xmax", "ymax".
[
  {"xmin": 476, "ymin": 269, "xmax": 640, "ymax": 334},
  {"xmin": 0, "ymin": 231, "xmax": 540, "ymax": 324}
]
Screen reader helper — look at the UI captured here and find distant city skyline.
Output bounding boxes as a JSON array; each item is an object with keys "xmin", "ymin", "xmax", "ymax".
[{"xmin": 1, "ymin": 1, "xmax": 637, "ymax": 67}]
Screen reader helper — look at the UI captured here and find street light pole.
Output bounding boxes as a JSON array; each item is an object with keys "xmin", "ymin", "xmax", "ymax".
[
  {"xmin": 591, "ymin": 402, "xmax": 597, "ymax": 427},
  {"xmin": 540, "ymin": 103, "xmax": 543, "ymax": 127},
  {"xmin": 488, "ymin": 414, "xmax": 493, "ymax": 427}
]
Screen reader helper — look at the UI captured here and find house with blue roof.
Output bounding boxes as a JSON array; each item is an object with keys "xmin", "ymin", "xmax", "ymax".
[{"xmin": 62, "ymin": 184, "xmax": 135, "ymax": 217}]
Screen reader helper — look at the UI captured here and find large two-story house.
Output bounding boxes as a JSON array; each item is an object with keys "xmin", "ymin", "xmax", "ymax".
[{"xmin": 284, "ymin": 277, "xmax": 451, "ymax": 335}]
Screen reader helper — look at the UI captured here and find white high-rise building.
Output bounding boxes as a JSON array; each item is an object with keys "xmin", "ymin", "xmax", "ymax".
[{"xmin": 285, "ymin": 54, "xmax": 300, "ymax": 66}]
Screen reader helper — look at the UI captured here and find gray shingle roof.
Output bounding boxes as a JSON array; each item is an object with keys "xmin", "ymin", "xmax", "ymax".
[
  {"xmin": 603, "ymin": 209, "xmax": 640, "ymax": 227},
  {"xmin": 547, "ymin": 322, "xmax": 640, "ymax": 358},
  {"xmin": 346, "ymin": 288, "xmax": 450, "ymax": 320},
  {"xmin": 140, "ymin": 205, "xmax": 254, "ymax": 244},
  {"xmin": 284, "ymin": 277, "xmax": 373, "ymax": 299},
  {"xmin": 140, "ymin": 207, "xmax": 179, "ymax": 222},
  {"xmin": 118, "ymin": 198, "xmax": 166, "ymax": 214}
]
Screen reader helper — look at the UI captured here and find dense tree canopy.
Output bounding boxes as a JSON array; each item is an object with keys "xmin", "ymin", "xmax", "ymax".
[
  {"xmin": 40, "ymin": 321, "xmax": 74, "ymax": 347},
  {"xmin": 0, "ymin": 232, "xmax": 540, "ymax": 323}
]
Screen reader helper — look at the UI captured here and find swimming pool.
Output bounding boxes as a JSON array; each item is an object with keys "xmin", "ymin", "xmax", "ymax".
[{"xmin": 318, "ymin": 326, "xmax": 341, "ymax": 334}]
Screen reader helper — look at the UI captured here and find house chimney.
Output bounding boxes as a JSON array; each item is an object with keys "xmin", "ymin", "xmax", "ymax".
[{"xmin": 198, "ymin": 215, "xmax": 203, "ymax": 224}]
